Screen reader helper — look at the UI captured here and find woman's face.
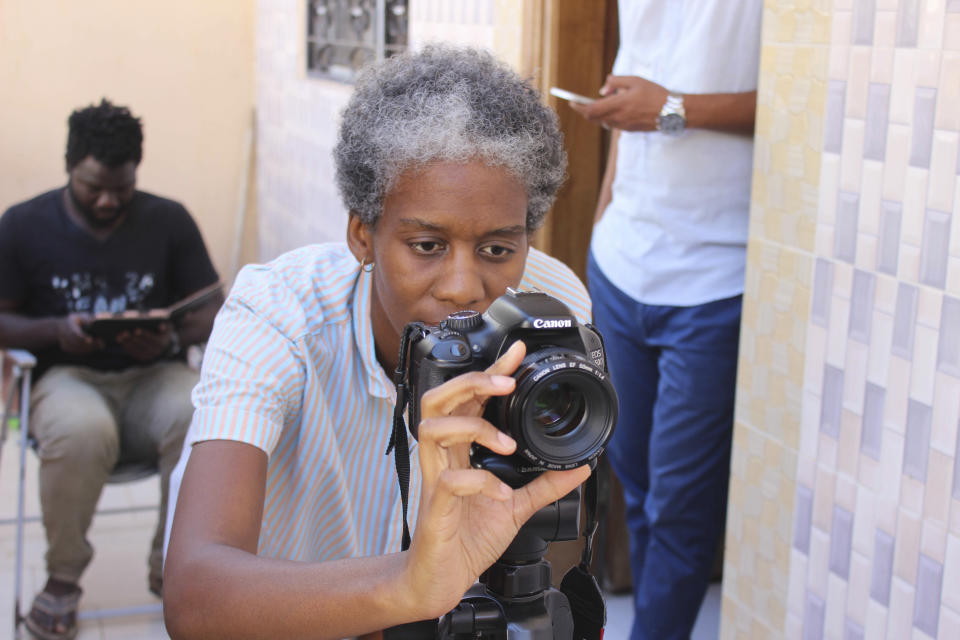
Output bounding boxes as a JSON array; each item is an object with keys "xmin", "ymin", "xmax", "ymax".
[{"xmin": 348, "ymin": 160, "xmax": 530, "ymax": 372}]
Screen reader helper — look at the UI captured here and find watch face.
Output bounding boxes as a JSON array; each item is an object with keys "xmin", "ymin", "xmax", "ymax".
[{"xmin": 658, "ymin": 113, "xmax": 685, "ymax": 135}]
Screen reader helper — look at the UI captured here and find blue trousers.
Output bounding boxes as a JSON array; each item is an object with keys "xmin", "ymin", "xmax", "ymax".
[{"xmin": 587, "ymin": 252, "xmax": 740, "ymax": 640}]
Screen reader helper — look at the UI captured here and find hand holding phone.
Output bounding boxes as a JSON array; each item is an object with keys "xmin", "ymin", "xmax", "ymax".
[{"xmin": 549, "ymin": 87, "xmax": 597, "ymax": 105}]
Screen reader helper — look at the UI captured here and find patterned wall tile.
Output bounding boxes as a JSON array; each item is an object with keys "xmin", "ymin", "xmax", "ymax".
[
  {"xmin": 843, "ymin": 619, "xmax": 864, "ymax": 640},
  {"xmin": 873, "ymin": 9, "xmax": 895, "ymax": 49},
  {"xmin": 825, "ymin": 574, "xmax": 848, "ymax": 639},
  {"xmin": 910, "ymin": 329, "xmax": 937, "ymax": 408},
  {"xmin": 848, "ymin": 270, "xmax": 875, "ymax": 342},
  {"xmin": 902, "ymin": 399, "xmax": 933, "ymax": 481},
  {"xmin": 860, "ymin": 382, "xmax": 884, "ymax": 459},
  {"xmin": 866, "ymin": 307, "xmax": 893, "ymax": 385},
  {"xmin": 931, "ymin": 373, "xmax": 960, "ymax": 454},
  {"xmin": 891, "ymin": 283, "xmax": 918, "ymax": 358},
  {"xmin": 941, "ymin": 608, "xmax": 960, "ymax": 640},
  {"xmin": 825, "ymin": 80, "xmax": 847, "ymax": 154},
  {"xmin": 835, "ymin": 191, "xmax": 860, "ymax": 262},
  {"xmin": 870, "ymin": 528, "xmax": 895, "ymax": 606},
  {"xmin": 812, "ymin": 258, "xmax": 835, "ymax": 326},
  {"xmin": 937, "ymin": 295, "xmax": 960, "ymax": 376},
  {"xmin": 920, "ymin": 210, "xmax": 951, "ymax": 289},
  {"xmin": 909, "ymin": 88, "xmax": 937, "ymax": 168},
  {"xmin": 795, "ymin": 483, "xmax": 815, "ymax": 553},
  {"xmin": 928, "ymin": 133, "xmax": 958, "ymax": 214},
  {"xmin": 851, "ymin": 0, "xmax": 875, "ymax": 45},
  {"xmin": 820, "ymin": 365, "xmax": 845, "ymax": 437},
  {"xmin": 847, "ymin": 549, "xmax": 871, "ymax": 624},
  {"xmin": 913, "ymin": 555, "xmax": 943, "ymax": 636},
  {"xmin": 864, "ymin": 600, "xmax": 889, "ymax": 638},
  {"xmin": 886, "ymin": 578, "xmax": 915, "ymax": 640},
  {"xmin": 944, "ymin": 535, "xmax": 960, "ymax": 614},
  {"xmin": 829, "ymin": 505, "xmax": 855, "ymax": 578},
  {"xmin": 863, "ymin": 82, "xmax": 890, "ymax": 160},
  {"xmin": 802, "ymin": 591, "xmax": 826, "ymax": 640},
  {"xmin": 954, "ymin": 422, "xmax": 960, "ymax": 500},
  {"xmin": 895, "ymin": 0, "xmax": 920, "ymax": 47},
  {"xmin": 936, "ymin": 55, "xmax": 960, "ymax": 131},
  {"xmin": 733, "ymin": 0, "xmax": 960, "ymax": 635}
]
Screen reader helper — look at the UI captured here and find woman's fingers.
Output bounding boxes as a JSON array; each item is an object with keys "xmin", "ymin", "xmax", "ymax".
[
  {"xmin": 419, "ymin": 341, "xmax": 526, "ymax": 418},
  {"xmin": 484, "ymin": 340, "xmax": 525, "ymax": 376},
  {"xmin": 416, "ymin": 340, "xmax": 526, "ymax": 488},
  {"xmin": 418, "ymin": 416, "xmax": 515, "ymax": 456},
  {"xmin": 417, "ymin": 414, "xmax": 515, "ymax": 484},
  {"xmin": 513, "ymin": 466, "xmax": 592, "ymax": 521},
  {"xmin": 436, "ymin": 468, "xmax": 512, "ymax": 502}
]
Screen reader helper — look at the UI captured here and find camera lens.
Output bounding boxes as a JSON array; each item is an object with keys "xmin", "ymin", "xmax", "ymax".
[
  {"xmin": 494, "ymin": 347, "xmax": 617, "ymax": 469},
  {"xmin": 531, "ymin": 382, "xmax": 586, "ymax": 438}
]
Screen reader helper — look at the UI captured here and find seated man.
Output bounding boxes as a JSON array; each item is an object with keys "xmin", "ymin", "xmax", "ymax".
[{"xmin": 0, "ymin": 99, "xmax": 223, "ymax": 640}]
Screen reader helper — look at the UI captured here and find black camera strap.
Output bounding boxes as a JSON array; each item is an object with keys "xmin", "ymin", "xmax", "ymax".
[
  {"xmin": 387, "ymin": 322, "xmax": 426, "ymax": 552},
  {"xmin": 560, "ymin": 468, "xmax": 607, "ymax": 640}
]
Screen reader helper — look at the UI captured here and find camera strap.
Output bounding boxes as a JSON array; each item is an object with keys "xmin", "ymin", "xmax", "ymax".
[
  {"xmin": 559, "ymin": 468, "xmax": 607, "ymax": 640},
  {"xmin": 387, "ymin": 322, "xmax": 426, "ymax": 552}
]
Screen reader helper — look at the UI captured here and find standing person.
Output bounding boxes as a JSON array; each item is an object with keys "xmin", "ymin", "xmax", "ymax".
[
  {"xmin": 162, "ymin": 45, "xmax": 597, "ymax": 639},
  {"xmin": 0, "ymin": 99, "xmax": 222, "ymax": 640},
  {"xmin": 569, "ymin": 2, "xmax": 763, "ymax": 638}
]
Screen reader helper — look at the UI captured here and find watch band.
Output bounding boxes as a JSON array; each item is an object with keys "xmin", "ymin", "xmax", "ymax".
[{"xmin": 657, "ymin": 92, "xmax": 686, "ymax": 135}]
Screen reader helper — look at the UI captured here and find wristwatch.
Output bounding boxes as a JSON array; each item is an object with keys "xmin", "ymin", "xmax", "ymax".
[{"xmin": 657, "ymin": 93, "xmax": 686, "ymax": 135}]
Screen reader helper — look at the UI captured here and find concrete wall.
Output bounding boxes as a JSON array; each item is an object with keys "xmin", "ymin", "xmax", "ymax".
[
  {"xmin": 723, "ymin": 1, "xmax": 960, "ymax": 638},
  {"xmin": 0, "ymin": 0, "xmax": 256, "ymax": 283}
]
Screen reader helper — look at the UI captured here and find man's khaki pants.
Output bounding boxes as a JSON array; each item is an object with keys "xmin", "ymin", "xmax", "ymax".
[{"xmin": 29, "ymin": 361, "xmax": 198, "ymax": 586}]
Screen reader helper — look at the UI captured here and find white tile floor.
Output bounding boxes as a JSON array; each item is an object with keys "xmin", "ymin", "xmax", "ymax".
[{"xmin": 1, "ymin": 427, "xmax": 720, "ymax": 639}]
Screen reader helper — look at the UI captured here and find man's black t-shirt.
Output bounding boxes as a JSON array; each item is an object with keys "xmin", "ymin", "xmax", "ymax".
[{"xmin": 0, "ymin": 188, "xmax": 219, "ymax": 376}]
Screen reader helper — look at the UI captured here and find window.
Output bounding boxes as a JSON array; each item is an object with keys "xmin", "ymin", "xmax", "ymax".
[{"xmin": 306, "ymin": 0, "xmax": 408, "ymax": 83}]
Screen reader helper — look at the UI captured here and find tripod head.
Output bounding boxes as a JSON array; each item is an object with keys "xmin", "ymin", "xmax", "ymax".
[
  {"xmin": 383, "ymin": 459, "xmax": 605, "ymax": 640},
  {"xmin": 436, "ymin": 485, "xmax": 582, "ymax": 639}
]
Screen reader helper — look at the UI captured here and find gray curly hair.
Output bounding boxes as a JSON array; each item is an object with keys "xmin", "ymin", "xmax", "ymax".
[{"xmin": 334, "ymin": 44, "xmax": 566, "ymax": 231}]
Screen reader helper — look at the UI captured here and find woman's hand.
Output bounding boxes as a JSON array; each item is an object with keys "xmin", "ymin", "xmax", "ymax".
[{"xmin": 403, "ymin": 341, "xmax": 592, "ymax": 618}]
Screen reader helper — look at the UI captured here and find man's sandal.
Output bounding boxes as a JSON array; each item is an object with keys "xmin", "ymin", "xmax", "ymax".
[{"xmin": 23, "ymin": 588, "xmax": 81, "ymax": 640}]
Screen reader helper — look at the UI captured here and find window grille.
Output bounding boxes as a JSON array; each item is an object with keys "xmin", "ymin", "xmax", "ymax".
[{"xmin": 307, "ymin": 0, "xmax": 408, "ymax": 83}]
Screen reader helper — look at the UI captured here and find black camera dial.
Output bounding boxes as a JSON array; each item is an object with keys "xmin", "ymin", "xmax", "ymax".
[{"xmin": 445, "ymin": 309, "xmax": 482, "ymax": 331}]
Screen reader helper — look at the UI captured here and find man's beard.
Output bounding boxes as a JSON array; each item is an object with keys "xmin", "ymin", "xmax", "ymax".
[{"xmin": 67, "ymin": 183, "xmax": 127, "ymax": 229}]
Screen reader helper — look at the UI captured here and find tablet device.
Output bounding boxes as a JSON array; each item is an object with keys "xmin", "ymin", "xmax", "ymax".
[{"xmin": 83, "ymin": 282, "xmax": 222, "ymax": 340}]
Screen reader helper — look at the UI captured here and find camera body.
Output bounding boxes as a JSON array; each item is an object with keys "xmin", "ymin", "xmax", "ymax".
[{"xmin": 404, "ymin": 288, "xmax": 617, "ymax": 474}]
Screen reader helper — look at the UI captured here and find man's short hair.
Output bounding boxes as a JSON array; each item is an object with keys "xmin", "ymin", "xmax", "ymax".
[{"xmin": 65, "ymin": 99, "xmax": 144, "ymax": 170}]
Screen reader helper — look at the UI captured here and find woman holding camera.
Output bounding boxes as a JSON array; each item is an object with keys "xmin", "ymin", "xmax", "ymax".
[{"xmin": 163, "ymin": 45, "xmax": 594, "ymax": 639}]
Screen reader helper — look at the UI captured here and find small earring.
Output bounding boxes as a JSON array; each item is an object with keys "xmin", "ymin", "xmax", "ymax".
[{"xmin": 360, "ymin": 258, "xmax": 374, "ymax": 273}]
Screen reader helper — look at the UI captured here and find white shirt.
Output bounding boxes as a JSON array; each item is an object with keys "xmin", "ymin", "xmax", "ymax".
[
  {"xmin": 590, "ymin": 0, "xmax": 763, "ymax": 306},
  {"xmin": 165, "ymin": 243, "xmax": 592, "ymax": 562}
]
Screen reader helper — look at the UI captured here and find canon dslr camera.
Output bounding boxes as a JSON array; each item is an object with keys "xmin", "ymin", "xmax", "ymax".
[{"xmin": 404, "ymin": 288, "xmax": 617, "ymax": 478}]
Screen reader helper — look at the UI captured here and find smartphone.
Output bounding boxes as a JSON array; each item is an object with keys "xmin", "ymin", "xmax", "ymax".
[{"xmin": 549, "ymin": 87, "xmax": 597, "ymax": 105}]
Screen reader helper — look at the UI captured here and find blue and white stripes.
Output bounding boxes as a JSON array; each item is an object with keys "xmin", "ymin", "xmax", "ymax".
[{"xmin": 180, "ymin": 242, "xmax": 591, "ymax": 562}]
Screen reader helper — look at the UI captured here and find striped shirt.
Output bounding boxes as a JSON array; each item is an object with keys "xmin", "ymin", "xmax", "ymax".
[{"xmin": 168, "ymin": 242, "xmax": 591, "ymax": 562}]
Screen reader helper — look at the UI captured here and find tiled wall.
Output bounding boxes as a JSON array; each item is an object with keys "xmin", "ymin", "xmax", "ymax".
[{"xmin": 724, "ymin": 1, "xmax": 960, "ymax": 639}]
